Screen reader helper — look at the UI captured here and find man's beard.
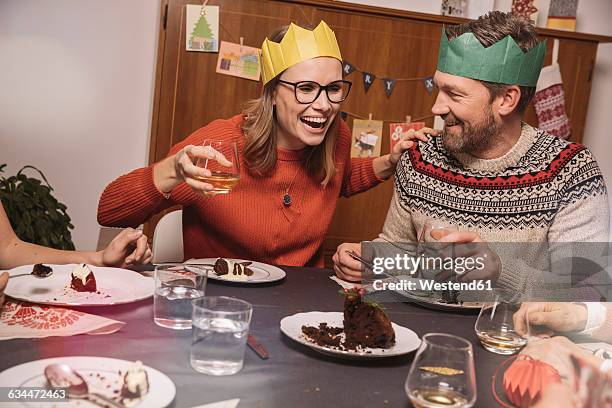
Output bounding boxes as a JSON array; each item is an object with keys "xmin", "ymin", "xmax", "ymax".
[{"xmin": 441, "ymin": 107, "xmax": 501, "ymax": 155}]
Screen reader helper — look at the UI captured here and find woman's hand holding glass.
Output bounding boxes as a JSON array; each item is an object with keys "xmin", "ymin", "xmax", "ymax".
[{"xmin": 173, "ymin": 140, "xmax": 239, "ymax": 196}]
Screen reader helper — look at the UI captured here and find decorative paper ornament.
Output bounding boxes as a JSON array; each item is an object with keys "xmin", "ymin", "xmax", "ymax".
[
  {"xmin": 503, "ymin": 355, "xmax": 561, "ymax": 408},
  {"xmin": 512, "ymin": 0, "xmax": 539, "ymax": 22}
]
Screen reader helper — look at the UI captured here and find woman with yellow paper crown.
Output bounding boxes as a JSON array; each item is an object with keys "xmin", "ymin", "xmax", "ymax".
[{"xmin": 97, "ymin": 21, "xmax": 428, "ymax": 267}]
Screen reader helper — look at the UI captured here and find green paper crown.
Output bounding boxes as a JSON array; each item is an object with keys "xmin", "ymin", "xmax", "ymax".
[{"xmin": 437, "ymin": 29, "xmax": 547, "ymax": 87}]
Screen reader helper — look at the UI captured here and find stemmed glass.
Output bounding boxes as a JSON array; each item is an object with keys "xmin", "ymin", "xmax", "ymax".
[
  {"xmin": 475, "ymin": 300, "xmax": 528, "ymax": 355},
  {"xmin": 405, "ymin": 333, "xmax": 477, "ymax": 407},
  {"xmin": 195, "ymin": 140, "xmax": 240, "ymax": 196}
]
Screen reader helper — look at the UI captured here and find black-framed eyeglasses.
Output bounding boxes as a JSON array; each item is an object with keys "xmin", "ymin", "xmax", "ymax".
[{"xmin": 277, "ymin": 79, "xmax": 352, "ymax": 104}]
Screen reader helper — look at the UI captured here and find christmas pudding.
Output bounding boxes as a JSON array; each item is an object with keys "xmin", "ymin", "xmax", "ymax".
[
  {"xmin": 343, "ymin": 288, "xmax": 395, "ymax": 349},
  {"xmin": 302, "ymin": 288, "xmax": 396, "ymax": 350},
  {"xmin": 213, "ymin": 258, "xmax": 254, "ymax": 281},
  {"xmin": 70, "ymin": 264, "xmax": 97, "ymax": 292}
]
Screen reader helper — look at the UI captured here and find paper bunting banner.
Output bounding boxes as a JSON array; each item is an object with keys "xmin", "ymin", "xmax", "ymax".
[
  {"xmin": 362, "ymin": 72, "xmax": 376, "ymax": 93},
  {"xmin": 382, "ymin": 78, "xmax": 397, "ymax": 97},
  {"xmin": 339, "ymin": 59, "xmax": 432, "ymax": 97},
  {"xmin": 342, "ymin": 61, "xmax": 357, "ymax": 77},
  {"xmin": 423, "ymin": 76, "xmax": 435, "ymax": 95}
]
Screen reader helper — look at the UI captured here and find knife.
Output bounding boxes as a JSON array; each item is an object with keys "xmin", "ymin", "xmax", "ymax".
[{"xmin": 247, "ymin": 334, "xmax": 269, "ymax": 360}]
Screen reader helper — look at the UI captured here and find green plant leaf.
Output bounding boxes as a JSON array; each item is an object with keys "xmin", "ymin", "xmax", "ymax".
[{"xmin": 0, "ymin": 164, "xmax": 74, "ymax": 249}]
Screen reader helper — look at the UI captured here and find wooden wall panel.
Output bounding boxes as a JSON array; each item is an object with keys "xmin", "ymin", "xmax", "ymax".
[{"xmin": 146, "ymin": 0, "xmax": 611, "ymax": 265}]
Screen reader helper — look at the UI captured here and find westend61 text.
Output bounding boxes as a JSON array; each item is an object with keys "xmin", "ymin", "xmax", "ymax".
[{"xmin": 372, "ymin": 279, "xmax": 493, "ymax": 292}]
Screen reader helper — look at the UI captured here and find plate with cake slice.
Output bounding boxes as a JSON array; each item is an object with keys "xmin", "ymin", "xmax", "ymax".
[
  {"xmin": 5, "ymin": 263, "xmax": 154, "ymax": 306},
  {"xmin": 280, "ymin": 289, "xmax": 421, "ymax": 359},
  {"xmin": 187, "ymin": 257, "xmax": 286, "ymax": 283},
  {"xmin": 0, "ymin": 356, "xmax": 175, "ymax": 408}
]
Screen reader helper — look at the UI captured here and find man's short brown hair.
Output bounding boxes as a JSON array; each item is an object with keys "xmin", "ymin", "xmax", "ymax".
[{"xmin": 445, "ymin": 11, "xmax": 541, "ymax": 114}]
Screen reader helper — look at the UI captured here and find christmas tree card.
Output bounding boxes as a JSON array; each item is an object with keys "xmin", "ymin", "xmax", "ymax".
[
  {"xmin": 215, "ymin": 41, "xmax": 261, "ymax": 81},
  {"xmin": 186, "ymin": 4, "xmax": 219, "ymax": 52}
]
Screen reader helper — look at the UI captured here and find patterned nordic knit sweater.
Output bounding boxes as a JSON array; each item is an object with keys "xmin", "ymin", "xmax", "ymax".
[
  {"xmin": 380, "ymin": 123, "xmax": 609, "ymax": 296},
  {"xmin": 98, "ymin": 115, "xmax": 382, "ymax": 267}
]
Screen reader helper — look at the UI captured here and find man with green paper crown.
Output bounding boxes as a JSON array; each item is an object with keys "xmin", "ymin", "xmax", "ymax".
[{"xmin": 334, "ymin": 12, "xmax": 609, "ymax": 300}]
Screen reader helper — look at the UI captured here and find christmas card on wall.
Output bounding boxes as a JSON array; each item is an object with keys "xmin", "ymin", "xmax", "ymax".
[
  {"xmin": 186, "ymin": 4, "xmax": 219, "ymax": 52},
  {"xmin": 389, "ymin": 122, "xmax": 425, "ymax": 152},
  {"xmin": 441, "ymin": 0, "xmax": 468, "ymax": 17},
  {"xmin": 351, "ymin": 119, "xmax": 383, "ymax": 158},
  {"xmin": 216, "ymin": 41, "xmax": 261, "ymax": 81}
]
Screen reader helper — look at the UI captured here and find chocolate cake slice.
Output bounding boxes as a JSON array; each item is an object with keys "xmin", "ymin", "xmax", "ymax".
[
  {"xmin": 32, "ymin": 263, "xmax": 53, "ymax": 277},
  {"xmin": 214, "ymin": 258, "xmax": 253, "ymax": 281},
  {"xmin": 343, "ymin": 289, "xmax": 395, "ymax": 349},
  {"xmin": 70, "ymin": 264, "xmax": 97, "ymax": 292}
]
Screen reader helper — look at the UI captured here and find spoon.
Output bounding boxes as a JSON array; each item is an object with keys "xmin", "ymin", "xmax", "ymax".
[
  {"xmin": 12, "ymin": 267, "xmax": 53, "ymax": 278},
  {"xmin": 44, "ymin": 364, "xmax": 124, "ymax": 408}
]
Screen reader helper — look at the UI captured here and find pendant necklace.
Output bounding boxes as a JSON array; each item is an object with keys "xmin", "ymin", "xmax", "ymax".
[{"xmin": 283, "ymin": 149, "xmax": 314, "ymax": 208}]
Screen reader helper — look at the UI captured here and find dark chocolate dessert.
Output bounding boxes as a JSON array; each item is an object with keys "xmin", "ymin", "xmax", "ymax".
[
  {"xmin": 301, "ymin": 288, "xmax": 396, "ymax": 351},
  {"xmin": 213, "ymin": 258, "xmax": 254, "ymax": 280},
  {"xmin": 343, "ymin": 288, "xmax": 395, "ymax": 349},
  {"xmin": 32, "ymin": 263, "xmax": 53, "ymax": 277}
]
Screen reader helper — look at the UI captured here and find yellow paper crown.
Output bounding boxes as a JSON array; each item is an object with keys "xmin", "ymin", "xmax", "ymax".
[{"xmin": 260, "ymin": 21, "xmax": 342, "ymax": 85}]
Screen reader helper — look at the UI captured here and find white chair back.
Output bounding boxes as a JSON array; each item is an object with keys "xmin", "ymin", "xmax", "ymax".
[{"xmin": 152, "ymin": 209, "xmax": 184, "ymax": 263}]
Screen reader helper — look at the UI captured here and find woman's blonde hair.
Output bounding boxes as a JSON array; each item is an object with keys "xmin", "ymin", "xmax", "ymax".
[{"xmin": 241, "ymin": 25, "xmax": 340, "ymax": 186}]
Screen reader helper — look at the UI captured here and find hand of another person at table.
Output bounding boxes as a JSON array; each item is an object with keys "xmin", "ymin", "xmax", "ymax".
[
  {"xmin": 520, "ymin": 336, "xmax": 602, "ymax": 384},
  {"xmin": 433, "ymin": 230, "xmax": 501, "ymax": 283},
  {"xmin": 387, "ymin": 127, "xmax": 441, "ymax": 167},
  {"xmin": 531, "ymin": 383, "xmax": 577, "ymax": 408},
  {"xmin": 333, "ymin": 242, "xmax": 363, "ymax": 282},
  {"xmin": 513, "ymin": 302, "xmax": 588, "ymax": 337},
  {"xmin": 173, "ymin": 144, "xmax": 233, "ymax": 195},
  {"xmin": 0, "ymin": 271, "xmax": 7, "ymax": 308},
  {"xmin": 99, "ymin": 228, "xmax": 152, "ymax": 268}
]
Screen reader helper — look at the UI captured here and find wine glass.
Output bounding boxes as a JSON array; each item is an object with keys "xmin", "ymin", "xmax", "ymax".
[
  {"xmin": 474, "ymin": 300, "xmax": 528, "ymax": 355},
  {"xmin": 195, "ymin": 140, "xmax": 240, "ymax": 196},
  {"xmin": 405, "ymin": 333, "xmax": 477, "ymax": 408},
  {"xmin": 417, "ymin": 219, "xmax": 459, "ymax": 303}
]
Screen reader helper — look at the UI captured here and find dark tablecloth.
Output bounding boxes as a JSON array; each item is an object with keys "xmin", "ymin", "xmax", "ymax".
[{"xmin": 0, "ymin": 267, "xmax": 507, "ymax": 408}]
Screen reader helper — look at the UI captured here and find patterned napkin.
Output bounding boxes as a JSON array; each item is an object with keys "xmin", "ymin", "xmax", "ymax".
[
  {"xmin": 329, "ymin": 275, "xmax": 361, "ymax": 290},
  {"xmin": 0, "ymin": 300, "xmax": 125, "ymax": 340},
  {"xmin": 189, "ymin": 399, "xmax": 240, "ymax": 408}
]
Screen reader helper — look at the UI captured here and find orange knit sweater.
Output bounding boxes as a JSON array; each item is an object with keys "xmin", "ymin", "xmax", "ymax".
[{"xmin": 97, "ymin": 115, "xmax": 382, "ymax": 267}]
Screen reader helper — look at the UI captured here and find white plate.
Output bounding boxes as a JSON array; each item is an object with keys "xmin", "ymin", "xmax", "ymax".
[
  {"xmin": 187, "ymin": 258, "xmax": 286, "ymax": 283},
  {"xmin": 5, "ymin": 264, "xmax": 154, "ymax": 306},
  {"xmin": 280, "ymin": 311, "xmax": 421, "ymax": 359},
  {"xmin": 380, "ymin": 275, "xmax": 484, "ymax": 311},
  {"xmin": 0, "ymin": 356, "xmax": 175, "ymax": 408}
]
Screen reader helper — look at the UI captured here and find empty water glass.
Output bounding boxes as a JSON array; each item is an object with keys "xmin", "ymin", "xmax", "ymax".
[
  {"xmin": 154, "ymin": 264, "xmax": 208, "ymax": 329},
  {"xmin": 191, "ymin": 296, "xmax": 253, "ymax": 376}
]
